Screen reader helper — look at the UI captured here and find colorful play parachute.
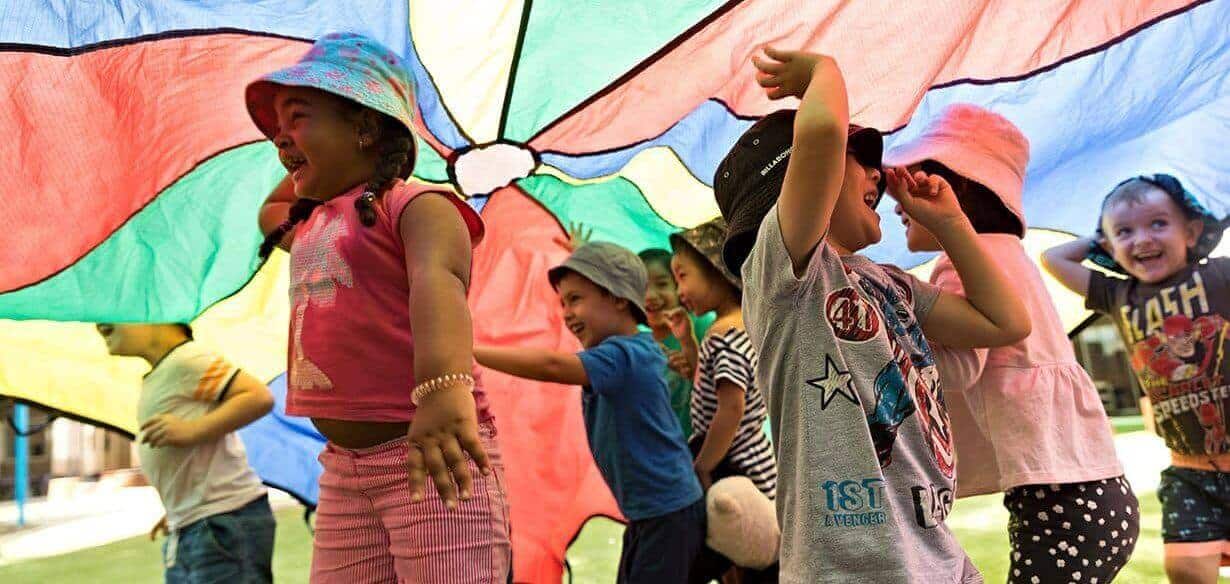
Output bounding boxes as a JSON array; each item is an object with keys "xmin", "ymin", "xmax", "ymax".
[{"xmin": 2, "ymin": 1, "xmax": 1228, "ymax": 581}]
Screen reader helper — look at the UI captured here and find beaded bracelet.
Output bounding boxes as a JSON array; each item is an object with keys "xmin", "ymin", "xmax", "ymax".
[{"xmin": 411, "ymin": 373, "xmax": 475, "ymax": 406}]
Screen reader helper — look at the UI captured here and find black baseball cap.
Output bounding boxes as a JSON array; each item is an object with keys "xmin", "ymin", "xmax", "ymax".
[{"xmin": 713, "ymin": 109, "xmax": 884, "ymax": 274}]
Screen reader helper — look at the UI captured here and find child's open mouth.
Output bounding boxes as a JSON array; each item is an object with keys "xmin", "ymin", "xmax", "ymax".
[
  {"xmin": 1133, "ymin": 249, "xmax": 1164, "ymax": 266},
  {"xmin": 567, "ymin": 322, "xmax": 585, "ymax": 337},
  {"xmin": 863, "ymin": 190, "xmax": 880, "ymax": 209},
  {"xmin": 281, "ymin": 154, "xmax": 308, "ymax": 180}
]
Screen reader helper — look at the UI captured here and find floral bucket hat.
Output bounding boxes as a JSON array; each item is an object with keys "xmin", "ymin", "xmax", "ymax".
[{"xmin": 245, "ymin": 32, "xmax": 417, "ymax": 171}]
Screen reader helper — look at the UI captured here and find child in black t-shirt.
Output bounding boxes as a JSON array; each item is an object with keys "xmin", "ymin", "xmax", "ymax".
[{"xmin": 1044, "ymin": 174, "xmax": 1230, "ymax": 582}]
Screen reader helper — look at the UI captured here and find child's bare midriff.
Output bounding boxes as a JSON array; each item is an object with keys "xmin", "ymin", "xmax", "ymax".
[{"xmin": 312, "ymin": 418, "xmax": 409, "ymax": 449}]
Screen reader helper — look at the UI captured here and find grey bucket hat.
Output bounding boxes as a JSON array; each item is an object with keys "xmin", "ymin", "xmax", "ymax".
[{"xmin": 548, "ymin": 242, "xmax": 649, "ymax": 325}]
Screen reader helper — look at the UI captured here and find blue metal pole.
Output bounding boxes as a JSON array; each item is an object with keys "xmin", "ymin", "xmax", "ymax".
[{"xmin": 14, "ymin": 404, "xmax": 28, "ymax": 528}]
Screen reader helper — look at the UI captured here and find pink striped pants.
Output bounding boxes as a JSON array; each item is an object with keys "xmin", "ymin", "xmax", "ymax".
[{"xmin": 310, "ymin": 422, "xmax": 512, "ymax": 583}]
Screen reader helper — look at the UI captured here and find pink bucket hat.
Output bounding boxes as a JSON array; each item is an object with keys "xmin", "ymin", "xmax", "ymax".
[
  {"xmin": 245, "ymin": 32, "xmax": 417, "ymax": 146},
  {"xmin": 883, "ymin": 104, "xmax": 1030, "ymax": 233}
]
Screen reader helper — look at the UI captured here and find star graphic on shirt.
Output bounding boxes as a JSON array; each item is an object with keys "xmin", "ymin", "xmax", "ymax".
[{"xmin": 806, "ymin": 354, "xmax": 860, "ymax": 410}]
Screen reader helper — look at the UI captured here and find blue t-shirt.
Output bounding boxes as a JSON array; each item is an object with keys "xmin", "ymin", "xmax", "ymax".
[{"xmin": 577, "ymin": 332, "xmax": 703, "ymax": 521}]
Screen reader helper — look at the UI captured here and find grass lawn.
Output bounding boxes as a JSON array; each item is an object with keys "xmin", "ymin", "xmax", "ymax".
[
  {"xmin": 1, "ymin": 427, "xmax": 1168, "ymax": 582},
  {"xmin": 0, "ymin": 491, "xmax": 1168, "ymax": 583}
]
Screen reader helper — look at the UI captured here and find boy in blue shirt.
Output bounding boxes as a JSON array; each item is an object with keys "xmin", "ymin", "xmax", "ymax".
[{"xmin": 475, "ymin": 241, "xmax": 706, "ymax": 583}]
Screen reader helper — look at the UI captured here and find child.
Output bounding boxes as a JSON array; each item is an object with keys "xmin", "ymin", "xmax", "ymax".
[
  {"xmin": 639, "ymin": 247, "xmax": 715, "ymax": 432},
  {"xmin": 1043, "ymin": 173, "xmax": 1229, "ymax": 583},
  {"xmin": 669, "ymin": 218, "xmax": 777, "ymax": 499},
  {"xmin": 250, "ymin": 33, "xmax": 510, "ymax": 582},
  {"xmin": 887, "ymin": 103, "xmax": 1137, "ymax": 584},
  {"xmin": 473, "ymin": 242, "xmax": 706, "ymax": 583},
  {"xmin": 717, "ymin": 47, "xmax": 1032, "ymax": 582},
  {"xmin": 96, "ymin": 323, "xmax": 276, "ymax": 582}
]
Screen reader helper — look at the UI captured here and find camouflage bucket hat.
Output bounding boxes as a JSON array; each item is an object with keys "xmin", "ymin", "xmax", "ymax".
[{"xmin": 670, "ymin": 217, "xmax": 742, "ymax": 290}]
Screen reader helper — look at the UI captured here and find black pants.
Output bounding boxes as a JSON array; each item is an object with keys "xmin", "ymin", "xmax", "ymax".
[{"xmin": 1004, "ymin": 476, "xmax": 1139, "ymax": 584}]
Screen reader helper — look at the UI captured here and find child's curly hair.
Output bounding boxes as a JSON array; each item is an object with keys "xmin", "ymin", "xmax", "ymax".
[{"xmin": 258, "ymin": 104, "xmax": 415, "ymax": 260}]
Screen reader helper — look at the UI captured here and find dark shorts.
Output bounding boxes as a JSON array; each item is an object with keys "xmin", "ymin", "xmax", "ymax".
[
  {"xmin": 164, "ymin": 495, "xmax": 276, "ymax": 584},
  {"xmin": 619, "ymin": 498, "xmax": 706, "ymax": 584},
  {"xmin": 1004, "ymin": 476, "xmax": 1139, "ymax": 584},
  {"xmin": 1158, "ymin": 466, "xmax": 1230, "ymax": 543}
]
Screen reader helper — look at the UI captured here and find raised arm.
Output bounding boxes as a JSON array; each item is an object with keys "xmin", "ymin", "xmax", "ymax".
[
  {"xmin": 753, "ymin": 48, "xmax": 850, "ymax": 273},
  {"xmin": 887, "ymin": 168, "xmax": 1031, "ymax": 348},
  {"xmin": 1041, "ymin": 237, "xmax": 1097, "ymax": 296}
]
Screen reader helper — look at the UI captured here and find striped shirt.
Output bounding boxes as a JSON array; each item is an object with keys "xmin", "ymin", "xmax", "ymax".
[{"xmin": 692, "ymin": 328, "xmax": 777, "ymax": 498}]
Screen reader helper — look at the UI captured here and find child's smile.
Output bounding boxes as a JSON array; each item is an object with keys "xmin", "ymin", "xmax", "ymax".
[{"xmin": 1102, "ymin": 187, "xmax": 1202, "ymax": 284}]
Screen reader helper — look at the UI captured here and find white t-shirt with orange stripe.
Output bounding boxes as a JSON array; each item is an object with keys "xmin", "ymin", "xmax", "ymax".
[{"xmin": 138, "ymin": 342, "xmax": 266, "ymax": 530}]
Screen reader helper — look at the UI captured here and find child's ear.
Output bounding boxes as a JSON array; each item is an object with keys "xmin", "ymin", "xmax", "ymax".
[{"xmin": 1185, "ymin": 219, "xmax": 1206, "ymax": 248}]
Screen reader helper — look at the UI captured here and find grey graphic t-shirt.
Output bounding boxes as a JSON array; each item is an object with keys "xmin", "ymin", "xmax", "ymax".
[{"xmin": 742, "ymin": 206, "xmax": 980, "ymax": 584}]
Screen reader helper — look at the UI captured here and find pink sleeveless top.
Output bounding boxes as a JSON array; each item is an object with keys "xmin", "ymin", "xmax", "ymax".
[{"xmin": 285, "ymin": 180, "xmax": 493, "ymax": 423}]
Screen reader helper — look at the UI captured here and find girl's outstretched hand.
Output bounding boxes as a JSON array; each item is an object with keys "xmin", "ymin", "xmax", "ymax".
[
  {"xmin": 885, "ymin": 167, "xmax": 966, "ymax": 234},
  {"xmin": 566, "ymin": 222, "xmax": 593, "ymax": 252},
  {"xmin": 752, "ymin": 47, "xmax": 826, "ymax": 100},
  {"xmin": 406, "ymin": 385, "xmax": 491, "ymax": 510}
]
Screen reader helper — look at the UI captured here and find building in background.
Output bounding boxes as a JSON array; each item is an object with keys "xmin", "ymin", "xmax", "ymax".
[{"xmin": 0, "ymin": 402, "xmax": 136, "ymax": 500}]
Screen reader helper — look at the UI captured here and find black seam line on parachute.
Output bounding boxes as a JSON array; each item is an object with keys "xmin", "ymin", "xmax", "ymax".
[
  {"xmin": 497, "ymin": 0, "xmax": 535, "ymax": 138},
  {"xmin": 447, "ymin": 140, "xmax": 543, "ymax": 197},
  {"xmin": 517, "ymin": 175, "xmax": 679, "ymax": 242},
  {"xmin": 535, "ymin": 96, "xmax": 757, "ymax": 185},
  {"xmin": 508, "ymin": 182, "xmax": 568, "ymax": 236},
  {"xmin": 1068, "ymin": 313, "xmax": 1104, "ymax": 340},
  {"xmin": 4, "ymin": 396, "xmax": 321, "ymax": 511},
  {"xmin": 0, "ymin": 27, "xmax": 480, "ymax": 153},
  {"xmin": 6, "ymin": 397, "xmax": 134, "ymax": 439},
  {"xmin": 883, "ymin": 0, "xmax": 1217, "ymax": 136},
  {"xmin": 0, "ymin": 27, "xmax": 312, "ymax": 56},
  {"xmin": 540, "ymin": 138, "xmax": 710, "ymax": 190},
  {"xmin": 410, "ymin": 50, "xmax": 478, "ymax": 147},
  {"xmin": 194, "ymin": 243, "xmax": 273, "ymax": 321},
  {"xmin": 524, "ymin": 0, "xmax": 1213, "ymax": 146},
  {"xmin": 1, "ymin": 140, "xmax": 265, "ymax": 296},
  {"xmin": 524, "ymin": 0, "xmax": 745, "ymax": 144}
]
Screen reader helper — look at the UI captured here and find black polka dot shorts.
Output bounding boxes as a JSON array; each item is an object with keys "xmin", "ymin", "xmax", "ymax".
[{"xmin": 1003, "ymin": 476, "xmax": 1139, "ymax": 584}]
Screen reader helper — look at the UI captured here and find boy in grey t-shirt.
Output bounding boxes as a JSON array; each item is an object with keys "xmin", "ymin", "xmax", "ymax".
[{"xmin": 712, "ymin": 48, "xmax": 1032, "ymax": 583}]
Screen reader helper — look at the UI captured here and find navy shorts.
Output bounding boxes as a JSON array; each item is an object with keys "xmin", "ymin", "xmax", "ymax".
[
  {"xmin": 1159, "ymin": 466, "xmax": 1230, "ymax": 543},
  {"xmin": 619, "ymin": 498, "xmax": 706, "ymax": 583}
]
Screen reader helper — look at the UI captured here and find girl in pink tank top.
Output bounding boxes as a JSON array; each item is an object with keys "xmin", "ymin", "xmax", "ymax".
[
  {"xmin": 886, "ymin": 104, "xmax": 1137, "ymax": 584},
  {"xmin": 246, "ymin": 33, "xmax": 510, "ymax": 583}
]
